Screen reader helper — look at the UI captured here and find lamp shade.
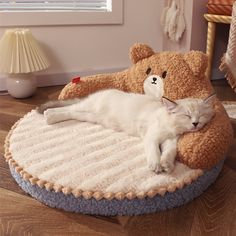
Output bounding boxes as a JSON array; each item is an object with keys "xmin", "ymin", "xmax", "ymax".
[{"xmin": 0, "ymin": 28, "xmax": 50, "ymax": 73}]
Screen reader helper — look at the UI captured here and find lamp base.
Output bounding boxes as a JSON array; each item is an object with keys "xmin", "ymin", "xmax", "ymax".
[{"xmin": 6, "ymin": 73, "xmax": 37, "ymax": 98}]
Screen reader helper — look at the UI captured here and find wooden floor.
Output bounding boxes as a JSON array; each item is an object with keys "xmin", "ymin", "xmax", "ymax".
[{"xmin": 0, "ymin": 80, "xmax": 236, "ymax": 236}]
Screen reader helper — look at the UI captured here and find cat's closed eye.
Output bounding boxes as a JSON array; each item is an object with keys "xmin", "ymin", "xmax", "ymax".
[{"xmin": 184, "ymin": 114, "xmax": 191, "ymax": 118}]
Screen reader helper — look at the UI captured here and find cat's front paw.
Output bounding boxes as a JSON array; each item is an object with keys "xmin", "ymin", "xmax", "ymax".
[
  {"xmin": 147, "ymin": 158, "xmax": 162, "ymax": 173},
  {"xmin": 160, "ymin": 159, "xmax": 175, "ymax": 173}
]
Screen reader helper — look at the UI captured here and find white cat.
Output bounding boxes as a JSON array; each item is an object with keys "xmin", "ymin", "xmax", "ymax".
[{"xmin": 37, "ymin": 90, "xmax": 215, "ymax": 173}]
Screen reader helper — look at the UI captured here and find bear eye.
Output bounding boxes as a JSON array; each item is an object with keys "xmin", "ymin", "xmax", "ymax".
[
  {"xmin": 162, "ymin": 71, "xmax": 167, "ymax": 78},
  {"xmin": 146, "ymin": 67, "xmax": 151, "ymax": 75}
]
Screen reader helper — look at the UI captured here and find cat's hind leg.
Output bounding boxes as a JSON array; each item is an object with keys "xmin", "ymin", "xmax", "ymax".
[
  {"xmin": 37, "ymin": 99, "xmax": 79, "ymax": 114},
  {"xmin": 44, "ymin": 106, "xmax": 75, "ymax": 124},
  {"xmin": 45, "ymin": 107, "xmax": 98, "ymax": 125},
  {"xmin": 72, "ymin": 111, "xmax": 98, "ymax": 123}
]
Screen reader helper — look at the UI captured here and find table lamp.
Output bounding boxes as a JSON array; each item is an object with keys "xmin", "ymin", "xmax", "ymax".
[{"xmin": 0, "ymin": 28, "xmax": 50, "ymax": 98}]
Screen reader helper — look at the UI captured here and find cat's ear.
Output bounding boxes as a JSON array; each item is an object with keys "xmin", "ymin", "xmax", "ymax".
[
  {"xmin": 203, "ymin": 93, "xmax": 216, "ymax": 104},
  {"xmin": 162, "ymin": 97, "xmax": 178, "ymax": 111}
]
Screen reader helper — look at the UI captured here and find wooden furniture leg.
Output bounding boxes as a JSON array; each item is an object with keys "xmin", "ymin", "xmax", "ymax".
[{"xmin": 206, "ymin": 21, "xmax": 216, "ymax": 80}]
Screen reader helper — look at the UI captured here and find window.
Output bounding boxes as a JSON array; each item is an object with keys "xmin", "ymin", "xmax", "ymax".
[
  {"xmin": 0, "ymin": 0, "xmax": 123, "ymax": 26},
  {"xmin": 0, "ymin": 0, "xmax": 111, "ymax": 11}
]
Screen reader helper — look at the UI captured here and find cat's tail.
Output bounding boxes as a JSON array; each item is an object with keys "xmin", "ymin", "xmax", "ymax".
[{"xmin": 36, "ymin": 99, "xmax": 79, "ymax": 114}]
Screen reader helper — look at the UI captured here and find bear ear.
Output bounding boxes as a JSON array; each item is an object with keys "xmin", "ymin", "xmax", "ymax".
[
  {"xmin": 129, "ymin": 43, "xmax": 155, "ymax": 64},
  {"xmin": 183, "ymin": 51, "xmax": 208, "ymax": 77}
]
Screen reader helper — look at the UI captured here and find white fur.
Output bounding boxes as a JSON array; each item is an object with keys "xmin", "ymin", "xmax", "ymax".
[{"xmin": 39, "ymin": 90, "xmax": 215, "ymax": 173}]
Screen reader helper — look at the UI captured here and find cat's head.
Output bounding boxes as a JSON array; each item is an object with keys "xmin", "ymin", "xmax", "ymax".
[{"xmin": 162, "ymin": 94, "xmax": 216, "ymax": 132}]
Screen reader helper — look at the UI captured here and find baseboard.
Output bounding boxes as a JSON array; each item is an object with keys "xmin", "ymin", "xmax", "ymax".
[
  {"xmin": 0, "ymin": 66, "xmax": 226, "ymax": 91},
  {"xmin": 0, "ymin": 67, "xmax": 127, "ymax": 91}
]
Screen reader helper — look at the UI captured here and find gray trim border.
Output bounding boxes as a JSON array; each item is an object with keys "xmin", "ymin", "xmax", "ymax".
[{"xmin": 9, "ymin": 160, "xmax": 224, "ymax": 216}]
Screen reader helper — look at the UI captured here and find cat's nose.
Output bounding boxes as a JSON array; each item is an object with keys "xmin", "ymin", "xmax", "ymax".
[
  {"xmin": 152, "ymin": 77, "xmax": 157, "ymax": 82},
  {"xmin": 192, "ymin": 122, "xmax": 199, "ymax": 127}
]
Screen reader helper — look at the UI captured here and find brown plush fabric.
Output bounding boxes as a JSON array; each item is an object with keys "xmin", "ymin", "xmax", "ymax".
[
  {"xmin": 207, "ymin": 0, "xmax": 235, "ymax": 16},
  {"xmin": 59, "ymin": 43, "xmax": 233, "ymax": 170}
]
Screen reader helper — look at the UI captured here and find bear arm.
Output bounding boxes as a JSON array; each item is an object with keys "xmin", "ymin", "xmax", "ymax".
[
  {"xmin": 58, "ymin": 71, "xmax": 128, "ymax": 100},
  {"xmin": 177, "ymin": 102, "xmax": 233, "ymax": 169}
]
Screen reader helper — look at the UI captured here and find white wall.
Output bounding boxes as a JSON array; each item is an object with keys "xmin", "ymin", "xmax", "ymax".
[
  {"xmin": 162, "ymin": 0, "xmax": 208, "ymax": 52},
  {"xmin": 190, "ymin": 0, "xmax": 209, "ymax": 51},
  {"xmin": 0, "ymin": 0, "xmax": 165, "ymax": 90},
  {"xmin": 0, "ymin": 0, "xmax": 229, "ymax": 90},
  {"xmin": 162, "ymin": 0, "xmax": 193, "ymax": 51},
  {"xmin": 162, "ymin": 0, "xmax": 229, "ymax": 80}
]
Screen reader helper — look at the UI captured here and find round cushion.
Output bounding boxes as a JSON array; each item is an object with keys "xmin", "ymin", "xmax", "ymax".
[{"xmin": 4, "ymin": 110, "xmax": 224, "ymax": 216}]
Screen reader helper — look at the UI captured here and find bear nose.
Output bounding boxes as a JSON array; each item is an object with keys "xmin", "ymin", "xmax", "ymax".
[
  {"xmin": 192, "ymin": 122, "xmax": 199, "ymax": 127},
  {"xmin": 152, "ymin": 77, "xmax": 157, "ymax": 82}
]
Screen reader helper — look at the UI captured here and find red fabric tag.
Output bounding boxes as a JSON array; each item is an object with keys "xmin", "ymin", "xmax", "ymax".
[{"xmin": 72, "ymin": 76, "xmax": 81, "ymax": 84}]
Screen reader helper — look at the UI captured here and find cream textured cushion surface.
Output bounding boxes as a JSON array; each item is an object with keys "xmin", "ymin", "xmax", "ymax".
[{"xmin": 7, "ymin": 110, "xmax": 203, "ymax": 200}]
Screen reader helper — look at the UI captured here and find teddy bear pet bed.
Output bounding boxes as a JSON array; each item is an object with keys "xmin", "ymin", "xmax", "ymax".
[
  {"xmin": 4, "ymin": 43, "xmax": 233, "ymax": 216},
  {"xmin": 5, "ymin": 111, "xmax": 224, "ymax": 216}
]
